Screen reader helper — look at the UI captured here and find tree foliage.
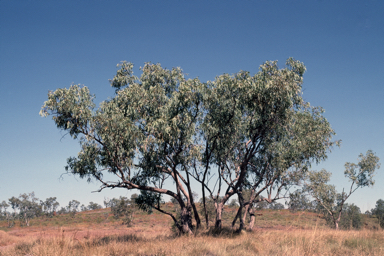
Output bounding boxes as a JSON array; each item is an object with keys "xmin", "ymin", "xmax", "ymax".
[
  {"xmin": 372, "ymin": 199, "xmax": 384, "ymax": 228},
  {"xmin": 109, "ymin": 196, "xmax": 136, "ymax": 226},
  {"xmin": 287, "ymin": 190, "xmax": 313, "ymax": 212},
  {"xmin": 338, "ymin": 203, "xmax": 362, "ymax": 230},
  {"xmin": 66, "ymin": 200, "xmax": 80, "ymax": 217},
  {"xmin": 41, "ymin": 197, "xmax": 60, "ymax": 217},
  {"xmin": 87, "ymin": 202, "xmax": 102, "ymax": 211}
]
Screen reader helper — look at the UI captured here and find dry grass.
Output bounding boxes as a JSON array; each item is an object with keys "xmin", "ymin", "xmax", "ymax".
[
  {"xmin": 0, "ymin": 207, "xmax": 382, "ymax": 255},
  {"xmin": 0, "ymin": 231, "xmax": 20, "ymax": 247},
  {"xmin": 0, "ymin": 228, "xmax": 383, "ymax": 255}
]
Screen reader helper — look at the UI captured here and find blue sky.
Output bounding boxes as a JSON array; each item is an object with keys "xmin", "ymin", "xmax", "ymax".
[{"xmin": 1, "ymin": 1, "xmax": 383, "ymax": 212}]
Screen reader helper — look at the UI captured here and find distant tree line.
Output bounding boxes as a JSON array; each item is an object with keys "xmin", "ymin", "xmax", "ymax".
[
  {"xmin": 0, "ymin": 192, "xmax": 105, "ymax": 227},
  {"xmin": 1, "ymin": 190, "xmax": 383, "ymax": 231}
]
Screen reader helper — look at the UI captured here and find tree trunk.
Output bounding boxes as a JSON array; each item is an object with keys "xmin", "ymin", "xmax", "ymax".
[
  {"xmin": 202, "ymin": 190, "xmax": 209, "ymax": 229},
  {"xmin": 335, "ymin": 210, "xmax": 342, "ymax": 230},
  {"xmin": 335, "ymin": 221, "xmax": 339, "ymax": 230},
  {"xmin": 232, "ymin": 206, "xmax": 245, "ymax": 231},
  {"xmin": 191, "ymin": 202, "xmax": 201, "ymax": 230},
  {"xmin": 215, "ymin": 203, "xmax": 223, "ymax": 230},
  {"xmin": 248, "ymin": 208, "xmax": 255, "ymax": 230},
  {"xmin": 180, "ymin": 206, "xmax": 193, "ymax": 235},
  {"xmin": 240, "ymin": 203, "xmax": 252, "ymax": 231},
  {"xmin": 231, "ymin": 206, "xmax": 242, "ymax": 229}
]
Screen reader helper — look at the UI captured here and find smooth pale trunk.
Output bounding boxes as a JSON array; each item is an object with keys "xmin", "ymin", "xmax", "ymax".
[
  {"xmin": 248, "ymin": 208, "xmax": 256, "ymax": 230},
  {"xmin": 335, "ymin": 211, "xmax": 342, "ymax": 230},
  {"xmin": 241, "ymin": 204, "xmax": 251, "ymax": 230},
  {"xmin": 215, "ymin": 203, "xmax": 224, "ymax": 230}
]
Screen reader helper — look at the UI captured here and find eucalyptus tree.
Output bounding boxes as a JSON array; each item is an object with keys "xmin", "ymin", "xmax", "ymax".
[
  {"xmin": 110, "ymin": 196, "xmax": 136, "ymax": 226},
  {"xmin": 41, "ymin": 62, "xmax": 203, "ymax": 234},
  {"xmin": 66, "ymin": 200, "xmax": 80, "ymax": 217},
  {"xmin": 41, "ymin": 197, "xmax": 60, "ymax": 217},
  {"xmin": 304, "ymin": 150, "xmax": 380, "ymax": 230},
  {"xmin": 0, "ymin": 201, "xmax": 9, "ymax": 222},
  {"xmin": 16, "ymin": 192, "xmax": 42, "ymax": 226},
  {"xmin": 0, "ymin": 201, "xmax": 14, "ymax": 227},
  {"xmin": 194, "ymin": 58, "xmax": 336, "ymax": 230},
  {"xmin": 233, "ymin": 104, "xmax": 338, "ymax": 231},
  {"xmin": 338, "ymin": 203, "xmax": 362, "ymax": 230},
  {"xmin": 372, "ymin": 199, "xmax": 384, "ymax": 228},
  {"xmin": 87, "ymin": 202, "xmax": 102, "ymax": 210},
  {"xmin": 287, "ymin": 190, "xmax": 312, "ymax": 212},
  {"xmin": 41, "ymin": 58, "xmax": 337, "ymax": 233}
]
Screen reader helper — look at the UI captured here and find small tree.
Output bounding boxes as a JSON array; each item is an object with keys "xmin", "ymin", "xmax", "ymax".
[
  {"xmin": 338, "ymin": 203, "xmax": 362, "ymax": 230},
  {"xmin": 87, "ymin": 202, "xmax": 102, "ymax": 210},
  {"xmin": 0, "ymin": 201, "xmax": 8, "ymax": 220},
  {"xmin": 57, "ymin": 207, "xmax": 67, "ymax": 215},
  {"xmin": 41, "ymin": 197, "xmax": 59, "ymax": 217},
  {"xmin": 372, "ymin": 199, "xmax": 384, "ymax": 228},
  {"xmin": 269, "ymin": 202, "xmax": 284, "ymax": 210},
  {"xmin": 110, "ymin": 196, "xmax": 136, "ymax": 226},
  {"xmin": 305, "ymin": 151, "xmax": 380, "ymax": 230},
  {"xmin": 255, "ymin": 200, "xmax": 269, "ymax": 210},
  {"xmin": 1, "ymin": 201, "xmax": 15, "ymax": 228},
  {"xmin": 12, "ymin": 192, "xmax": 42, "ymax": 227},
  {"xmin": 228, "ymin": 199, "xmax": 238, "ymax": 208},
  {"xmin": 287, "ymin": 190, "xmax": 312, "ymax": 212},
  {"xmin": 103, "ymin": 198, "xmax": 111, "ymax": 208},
  {"xmin": 0, "ymin": 201, "xmax": 14, "ymax": 228},
  {"xmin": 66, "ymin": 200, "xmax": 80, "ymax": 217}
]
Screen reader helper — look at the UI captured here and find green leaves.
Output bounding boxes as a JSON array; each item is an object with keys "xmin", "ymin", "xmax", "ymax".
[
  {"xmin": 40, "ymin": 85, "xmax": 95, "ymax": 139},
  {"xmin": 344, "ymin": 150, "xmax": 380, "ymax": 187}
]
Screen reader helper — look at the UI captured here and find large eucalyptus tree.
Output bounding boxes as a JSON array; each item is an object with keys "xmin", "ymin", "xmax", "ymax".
[
  {"xmin": 194, "ymin": 58, "xmax": 337, "ymax": 229},
  {"xmin": 41, "ymin": 58, "xmax": 336, "ymax": 233},
  {"xmin": 232, "ymin": 104, "xmax": 339, "ymax": 231},
  {"xmin": 41, "ymin": 62, "xmax": 203, "ymax": 234}
]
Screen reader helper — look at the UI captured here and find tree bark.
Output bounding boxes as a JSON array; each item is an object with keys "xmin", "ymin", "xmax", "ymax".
[
  {"xmin": 231, "ymin": 206, "xmax": 242, "ymax": 229},
  {"xmin": 248, "ymin": 208, "xmax": 256, "ymax": 230},
  {"xmin": 335, "ymin": 221, "xmax": 339, "ymax": 230},
  {"xmin": 215, "ymin": 203, "xmax": 223, "ymax": 230},
  {"xmin": 191, "ymin": 202, "xmax": 201, "ymax": 230},
  {"xmin": 180, "ymin": 206, "xmax": 193, "ymax": 235}
]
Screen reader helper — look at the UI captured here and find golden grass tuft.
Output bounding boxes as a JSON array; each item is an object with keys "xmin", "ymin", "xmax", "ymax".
[{"xmin": 0, "ymin": 230, "xmax": 20, "ymax": 247}]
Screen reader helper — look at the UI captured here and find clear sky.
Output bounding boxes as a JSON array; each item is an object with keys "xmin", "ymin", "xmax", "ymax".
[{"xmin": 1, "ymin": 1, "xmax": 383, "ymax": 212}]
